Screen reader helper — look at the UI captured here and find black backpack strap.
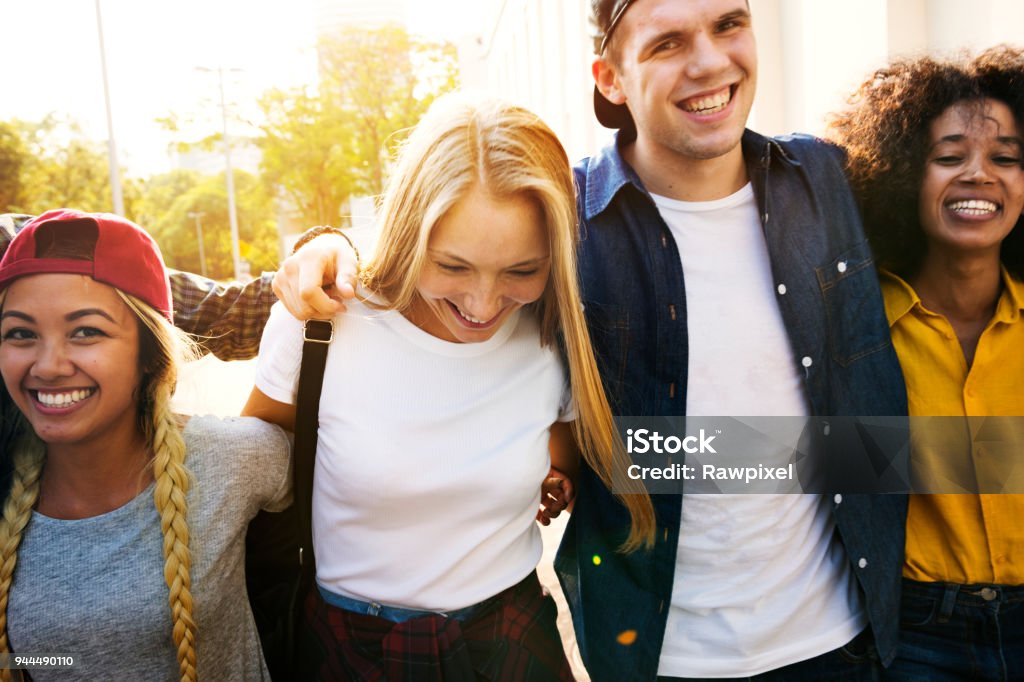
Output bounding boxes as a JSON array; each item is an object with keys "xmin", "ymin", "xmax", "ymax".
[
  {"xmin": 288, "ymin": 319, "xmax": 333, "ymax": 645},
  {"xmin": 294, "ymin": 318, "xmax": 332, "ymax": 567}
]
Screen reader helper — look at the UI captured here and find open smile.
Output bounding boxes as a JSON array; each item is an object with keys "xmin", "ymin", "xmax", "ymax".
[
  {"xmin": 945, "ymin": 197, "xmax": 1002, "ymax": 220},
  {"xmin": 677, "ymin": 85, "xmax": 735, "ymax": 117},
  {"xmin": 445, "ymin": 300, "xmax": 502, "ymax": 330},
  {"xmin": 30, "ymin": 387, "xmax": 97, "ymax": 413}
]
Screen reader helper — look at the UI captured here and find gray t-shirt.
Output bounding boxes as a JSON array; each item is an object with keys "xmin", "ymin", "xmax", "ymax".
[{"xmin": 8, "ymin": 415, "xmax": 291, "ymax": 681}]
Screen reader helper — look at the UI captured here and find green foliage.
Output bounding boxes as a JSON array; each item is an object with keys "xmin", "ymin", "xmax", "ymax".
[
  {"xmin": 0, "ymin": 122, "xmax": 26, "ymax": 211},
  {"xmin": 144, "ymin": 169, "xmax": 280, "ymax": 279},
  {"xmin": 6, "ymin": 116, "xmax": 141, "ymax": 218},
  {"xmin": 258, "ymin": 87, "xmax": 359, "ymax": 227},
  {"xmin": 258, "ymin": 25, "xmax": 458, "ymax": 227}
]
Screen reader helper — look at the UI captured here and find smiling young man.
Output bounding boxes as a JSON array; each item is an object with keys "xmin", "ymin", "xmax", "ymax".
[{"xmin": 554, "ymin": 1, "xmax": 909, "ymax": 680}]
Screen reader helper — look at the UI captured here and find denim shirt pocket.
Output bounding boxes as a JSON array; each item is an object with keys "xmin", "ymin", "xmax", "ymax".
[
  {"xmin": 584, "ymin": 302, "xmax": 631, "ymax": 401},
  {"xmin": 815, "ymin": 240, "xmax": 891, "ymax": 368}
]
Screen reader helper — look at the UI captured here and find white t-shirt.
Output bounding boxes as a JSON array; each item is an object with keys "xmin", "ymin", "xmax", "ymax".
[
  {"xmin": 652, "ymin": 185, "xmax": 865, "ymax": 677},
  {"xmin": 256, "ymin": 297, "xmax": 572, "ymax": 611}
]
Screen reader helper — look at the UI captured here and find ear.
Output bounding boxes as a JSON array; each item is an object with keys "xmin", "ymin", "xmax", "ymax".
[{"xmin": 593, "ymin": 57, "xmax": 627, "ymax": 106}]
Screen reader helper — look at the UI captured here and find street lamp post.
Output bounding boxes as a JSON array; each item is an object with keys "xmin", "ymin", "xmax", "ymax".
[
  {"xmin": 197, "ymin": 66, "xmax": 244, "ymax": 281},
  {"xmin": 187, "ymin": 211, "xmax": 207, "ymax": 278},
  {"xmin": 94, "ymin": 0, "xmax": 124, "ymax": 216}
]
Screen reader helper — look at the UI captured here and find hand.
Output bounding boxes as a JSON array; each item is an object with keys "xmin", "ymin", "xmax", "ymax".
[
  {"xmin": 537, "ymin": 466, "xmax": 575, "ymax": 526},
  {"xmin": 274, "ymin": 233, "xmax": 359, "ymax": 320}
]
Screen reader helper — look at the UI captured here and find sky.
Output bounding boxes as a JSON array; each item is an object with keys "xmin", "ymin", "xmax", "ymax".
[{"xmin": 0, "ymin": 0, "xmax": 480, "ymax": 177}]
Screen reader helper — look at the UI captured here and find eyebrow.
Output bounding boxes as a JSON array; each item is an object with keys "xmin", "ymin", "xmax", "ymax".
[
  {"xmin": 429, "ymin": 250, "xmax": 551, "ymax": 269},
  {"xmin": 0, "ymin": 308, "xmax": 117, "ymax": 324},
  {"xmin": 930, "ymin": 134, "xmax": 1024, "ymax": 150},
  {"xmin": 638, "ymin": 9, "xmax": 751, "ymax": 56}
]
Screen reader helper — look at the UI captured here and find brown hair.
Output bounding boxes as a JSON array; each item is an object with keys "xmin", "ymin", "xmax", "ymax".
[{"xmin": 827, "ymin": 46, "xmax": 1024, "ymax": 278}]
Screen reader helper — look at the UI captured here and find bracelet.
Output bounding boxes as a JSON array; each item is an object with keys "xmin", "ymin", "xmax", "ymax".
[{"xmin": 291, "ymin": 225, "xmax": 361, "ymax": 267}]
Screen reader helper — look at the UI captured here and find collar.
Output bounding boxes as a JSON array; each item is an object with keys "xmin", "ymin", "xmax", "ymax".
[
  {"xmin": 881, "ymin": 267, "xmax": 1024, "ymax": 327},
  {"xmin": 583, "ymin": 129, "xmax": 797, "ymax": 221}
]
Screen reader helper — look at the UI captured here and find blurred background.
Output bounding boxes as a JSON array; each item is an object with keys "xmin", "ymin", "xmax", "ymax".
[
  {"xmin": 2, "ymin": 0, "xmax": 1022, "ymax": 275},
  {"xmin": 1, "ymin": 2, "xmax": 1021, "ymax": 678}
]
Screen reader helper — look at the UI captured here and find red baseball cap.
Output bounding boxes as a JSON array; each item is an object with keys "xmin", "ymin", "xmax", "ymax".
[{"xmin": 0, "ymin": 209, "xmax": 173, "ymax": 322}]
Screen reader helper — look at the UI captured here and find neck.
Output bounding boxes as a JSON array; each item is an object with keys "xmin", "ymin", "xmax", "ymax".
[
  {"xmin": 39, "ymin": 425, "xmax": 153, "ymax": 520},
  {"xmin": 910, "ymin": 248, "xmax": 1003, "ymax": 322},
  {"xmin": 623, "ymin": 134, "xmax": 748, "ymax": 201}
]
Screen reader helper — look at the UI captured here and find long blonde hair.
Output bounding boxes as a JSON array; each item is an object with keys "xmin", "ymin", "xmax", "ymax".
[
  {"xmin": 361, "ymin": 94, "xmax": 655, "ymax": 551},
  {"xmin": 0, "ymin": 290, "xmax": 199, "ymax": 682}
]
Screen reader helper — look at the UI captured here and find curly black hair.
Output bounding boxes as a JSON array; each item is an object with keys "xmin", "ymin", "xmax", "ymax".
[{"xmin": 828, "ymin": 46, "xmax": 1024, "ymax": 279}]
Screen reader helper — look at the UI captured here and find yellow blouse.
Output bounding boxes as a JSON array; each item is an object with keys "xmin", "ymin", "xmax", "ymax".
[{"xmin": 882, "ymin": 268, "xmax": 1024, "ymax": 585}]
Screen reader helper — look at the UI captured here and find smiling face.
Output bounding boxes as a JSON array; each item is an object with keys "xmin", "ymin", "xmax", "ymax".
[
  {"xmin": 919, "ymin": 98, "xmax": 1024, "ymax": 261},
  {"xmin": 407, "ymin": 187, "xmax": 551, "ymax": 344},
  {"xmin": 0, "ymin": 273, "xmax": 143, "ymax": 451},
  {"xmin": 597, "ymin": 0, "xmax": 756, "ymax": 163}
]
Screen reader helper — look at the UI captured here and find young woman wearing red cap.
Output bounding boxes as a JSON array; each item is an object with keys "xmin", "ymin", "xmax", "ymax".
[{"xmin": 0, "ymin": 209, "xmax": 290, "ymax": 681}]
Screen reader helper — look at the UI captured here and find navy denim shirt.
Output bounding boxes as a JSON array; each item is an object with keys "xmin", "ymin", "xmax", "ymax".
[{"xmin": 555, "ymin": 130, "xmax": 909, "ymax": 681}]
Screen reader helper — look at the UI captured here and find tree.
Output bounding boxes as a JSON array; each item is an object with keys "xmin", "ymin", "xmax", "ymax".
[
  {"xmin": 0, "ymin": 122, "xmax": 27, "ymax": 212},
  {"xmin": 147, "ymin": 170, "xmax": 280, "ymax": 279},
  {"xmin": 318, "ymin": 25, "xmax": 459, "ymax": 196},
  {"xmin": 12, "ymin": 116, "xmax": 141, "ymax": 218},
  {"xmin": 258, "ymin": 88, "xmax": 360, "ymax": 227},
  {"xmin": 257, "ymin": 26, "xmax": 458, "ymax": 227}
]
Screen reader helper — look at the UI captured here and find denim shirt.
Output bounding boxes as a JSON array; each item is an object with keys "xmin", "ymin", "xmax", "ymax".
[{"xmin": 555, "ymin": 130, "xmax": 909, "ymax": 681}]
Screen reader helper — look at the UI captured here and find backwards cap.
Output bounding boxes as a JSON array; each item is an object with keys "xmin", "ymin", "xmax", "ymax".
[
  {"xmin": 0, "ymin": 208, "xmax": 173, "ymax": 322},
  {"xmin": 591, "ymin": 0, "xmax": 637, "ymax": 130}
]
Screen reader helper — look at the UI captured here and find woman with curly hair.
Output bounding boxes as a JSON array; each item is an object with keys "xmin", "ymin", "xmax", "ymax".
[
  {"xmin": 830, "ymin": 47, "xmax": 1024, "ymax": 679},
  {"xmin": 0, "ymin": 209, "xmax": 290, "ymax": 681}
]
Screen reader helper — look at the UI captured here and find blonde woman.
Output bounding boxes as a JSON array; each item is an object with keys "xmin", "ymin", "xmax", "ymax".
[
  {"xmin": 0, "ymin": 209, "xmax": 290, "ymax": 681},
  {"xmin": 244, "ymin": 94, "xmax": 654, "ymax": 680}
]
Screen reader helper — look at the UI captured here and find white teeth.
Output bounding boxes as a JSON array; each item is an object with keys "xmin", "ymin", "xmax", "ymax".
[
  {"xmin": 455, "ymin": 306, "xmax": 486, "ymax": 324},
  {"xmin": 948, "ymin": 199, "xmax": 998, "ymax": 215},
  {"xmin": 683, "ymin": 89, "xmax": 731, "ymax": 114},
  {"xmin": 36, "ymin": 389, "xmax": 95, "ymax": 407}
]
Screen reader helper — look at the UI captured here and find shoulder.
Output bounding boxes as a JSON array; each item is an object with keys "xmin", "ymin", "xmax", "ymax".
[
  {"xmin": 184, "ymin": 415, "xmax": 289, "ymax": 461},
  {"xmin": 770, "ymin": 133, "xmax": 848, "ymax": 170}
]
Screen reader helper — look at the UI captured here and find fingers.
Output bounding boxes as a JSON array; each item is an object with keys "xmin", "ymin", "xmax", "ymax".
[
  {"xmin": 538, "ymin": 476, "xmax": 572, "ymax": 523},
  {"xmin": 274, "ymin": 232, "xmax": 362, "ymax": 320},
  {"xmin": 273, "ymin": 266, "xmax": 345, "ymax": 320}
]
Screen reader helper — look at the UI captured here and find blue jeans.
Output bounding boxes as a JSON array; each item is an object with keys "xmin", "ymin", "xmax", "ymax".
[
  {"xmin": 884, "ymin": 579, "xmax": 1024, "ymax": 681},
  {"xmin": 656, "ymin": 627, "xmax": 880, "ymax": 681}
]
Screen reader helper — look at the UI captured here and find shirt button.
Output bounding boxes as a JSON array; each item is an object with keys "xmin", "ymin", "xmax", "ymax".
[
  {"xmin": 823, "ymin": 423, "xmax": 831, "ymax": 436},
  {"xmin": 858, "ymin": 558, "xmax": 868, "ymax": 569},
  {"xmin": 801, "ymin": 356, "xmax": 813, "ymax": 368},
  {"xmin": 777, "ymin": 284, "xmax": 787, "ymax": 295},
  {"xmin": 837, "ymin": 261, "xmax": 848, "ymax": 273},
  {"xmin": 834, "ymin": 494, "xmax": 843, "ymax": 505}
]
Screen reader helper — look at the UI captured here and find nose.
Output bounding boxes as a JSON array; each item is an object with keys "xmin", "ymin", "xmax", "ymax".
[
  {"xmin": 686, "ymin": 31, "xmax": 731, "ymax": 80},
  {"xmin": 463, "ymin": 278, "xmax": 503, "ymax": 321},
  {"xmin": 30, "ymin": 341, "xmax": 75, "ymax": 381},
  {"xmin": 961, "ymin": 154, "xmax": 996, "ymax": 184}
]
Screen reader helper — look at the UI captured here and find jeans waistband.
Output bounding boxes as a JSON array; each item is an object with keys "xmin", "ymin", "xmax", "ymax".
[
  {"xmin": 902, "ymin": 578, "xmax": 1024, "ymax": 607},
  {"xmin": 317, "ymin": 585, "xmax": 502, "ymax": 624}
]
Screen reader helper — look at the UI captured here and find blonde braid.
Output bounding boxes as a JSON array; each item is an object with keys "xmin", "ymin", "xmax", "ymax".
[
  {"xmin": 150, "ymin": 370, "xmax": 196, "ymax": 682},
  {"xmin": 0, "ymin": 436, "xmax": 45, "ymax": 682},
  {"xmin": 118, "ymin": 291, "xmax": 198, "ymax": 682}
]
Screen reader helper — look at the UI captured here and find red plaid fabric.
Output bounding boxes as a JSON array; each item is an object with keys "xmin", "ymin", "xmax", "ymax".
[{"xmin": 298, "ymin": 572, "xmax": 574, "ymax": 681}]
